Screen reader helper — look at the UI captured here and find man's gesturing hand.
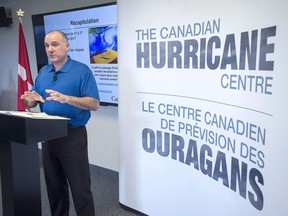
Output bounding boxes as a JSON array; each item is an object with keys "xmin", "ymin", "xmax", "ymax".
[
  {"xmin": 45, "ymin": 89, "xmax": 68, "ymax": 104},
  {"xmin": 21, "ymin": 91, "xmax": 45, "ymax": 103}
]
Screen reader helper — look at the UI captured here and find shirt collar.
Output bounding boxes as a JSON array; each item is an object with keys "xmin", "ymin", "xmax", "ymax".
[{"xmin": 48, "ymin": 56, "xmax": 72, "ymax": 73}]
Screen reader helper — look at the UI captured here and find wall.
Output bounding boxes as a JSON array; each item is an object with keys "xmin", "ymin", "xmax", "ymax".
[{"xmin": 0, "ymin": 0, "xmax": 119, "ymax": 171}]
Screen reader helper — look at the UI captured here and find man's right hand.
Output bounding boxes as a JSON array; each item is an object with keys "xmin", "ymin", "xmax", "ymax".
[
  {"xmin": 20, "ymin": 91, "xmax": 45, "ymax": 103},
  {"xmin": 20, "ymin": 91, "xmax": 45, "ymax": 108}
]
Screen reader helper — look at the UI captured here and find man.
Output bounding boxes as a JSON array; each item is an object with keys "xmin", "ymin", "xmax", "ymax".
[{"xmin": 21, "ymin": 30, "xmax": 99, "ymax": 216}]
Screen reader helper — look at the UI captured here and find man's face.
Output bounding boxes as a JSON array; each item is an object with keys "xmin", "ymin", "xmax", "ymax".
[{"xmin": 44, "ymin": 32, "xmax": 69, "ymax": 66}]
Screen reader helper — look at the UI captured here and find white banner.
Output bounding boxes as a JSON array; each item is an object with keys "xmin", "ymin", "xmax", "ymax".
[{"xmin": 118, "ymin": 0, "xmax": 288, "ymax": 215}]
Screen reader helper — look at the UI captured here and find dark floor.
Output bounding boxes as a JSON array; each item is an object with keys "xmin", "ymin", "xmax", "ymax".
[{"xmin": 0, "ymin": 150, "xmax": 139, "ymax": 216}]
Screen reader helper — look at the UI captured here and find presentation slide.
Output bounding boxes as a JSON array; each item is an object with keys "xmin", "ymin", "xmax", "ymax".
[{"xmin": 41, "ymin": 4, "xmax": 118, "ymax": 105}]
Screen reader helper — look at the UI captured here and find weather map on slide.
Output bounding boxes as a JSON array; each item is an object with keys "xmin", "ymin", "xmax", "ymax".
[{"xmin": 89, "ymin": 25, "xmax": 118, "ymax": 64}]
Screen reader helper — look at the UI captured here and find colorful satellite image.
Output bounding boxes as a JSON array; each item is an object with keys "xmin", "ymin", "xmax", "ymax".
[{"xmin": 89, "ymin": 25, "xmax": 118, "ymax": 64}]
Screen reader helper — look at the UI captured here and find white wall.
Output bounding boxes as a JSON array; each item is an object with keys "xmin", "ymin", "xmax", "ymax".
[{"xmin": 0, "ymin": 0, "xmax": 119, "ymax": 172}]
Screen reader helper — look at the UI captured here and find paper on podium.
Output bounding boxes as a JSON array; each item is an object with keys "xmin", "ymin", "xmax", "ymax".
[{"xmin": 0, "ymin": 110, "xmax": 70, "ymax": 120}]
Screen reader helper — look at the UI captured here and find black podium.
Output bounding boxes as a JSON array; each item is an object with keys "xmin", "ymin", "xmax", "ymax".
[{"xmin": 0, "ymin": 112, "xmax": 68, "ymax": 216}]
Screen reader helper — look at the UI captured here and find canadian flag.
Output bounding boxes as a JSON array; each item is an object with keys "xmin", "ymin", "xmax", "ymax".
[{"xmin": 17, "ymin": 19, "xmax": 33, "ymax": 111}]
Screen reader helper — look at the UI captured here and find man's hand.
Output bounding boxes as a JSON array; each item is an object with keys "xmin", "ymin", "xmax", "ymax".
[
  {"xmin": 45, "ymin": 89, "xmax": 99, "ymax": 111},
  {"xmin": 45, "ymin": 89, "xmax": 67, "ymax": 103},
  {"xmin": 20, "ymin": 91, "xmax": 45, "ymax": 108},
  {"xmin": 21, "ymin": 91, "xmax": 45, "ymax": 102}
]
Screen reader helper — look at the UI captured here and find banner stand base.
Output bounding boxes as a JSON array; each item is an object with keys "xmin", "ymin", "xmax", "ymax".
[{"xmin": 119, "ymin": 202, "xmax": 147, "ymax": 216}]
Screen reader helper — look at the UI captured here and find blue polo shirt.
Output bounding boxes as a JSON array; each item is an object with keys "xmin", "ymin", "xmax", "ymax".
[{"xmin": 31, "ymin": 57, "xmax": 99, "ymax": 126}]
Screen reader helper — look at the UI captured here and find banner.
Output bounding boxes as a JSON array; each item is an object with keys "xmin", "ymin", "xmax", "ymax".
[
  {"xmin": 17, "ymin": 19, "xmax": 33, "ymax": 111},
  {"xmin": 118, "ymin": 0, "xmax": 288, "ymax": 215}
]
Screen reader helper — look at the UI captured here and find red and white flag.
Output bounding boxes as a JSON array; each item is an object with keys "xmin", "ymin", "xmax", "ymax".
[{"xmin": 17, "ymin": 18, "xmax": 33, "ymax": 111}]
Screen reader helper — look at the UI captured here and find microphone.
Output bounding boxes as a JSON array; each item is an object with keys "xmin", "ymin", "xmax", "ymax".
[{"xmin": 53, "ymin": 74, "xmax": 57, "ymax": 81}]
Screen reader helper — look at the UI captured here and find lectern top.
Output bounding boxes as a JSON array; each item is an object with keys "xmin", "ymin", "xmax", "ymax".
[
  {"xmin": 0, "ymin": 110, "xmax": 69, "ymax": 120},
  {"xmin": 0, "ymin": 111, "xmax": 68, "ymax": 144}
]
